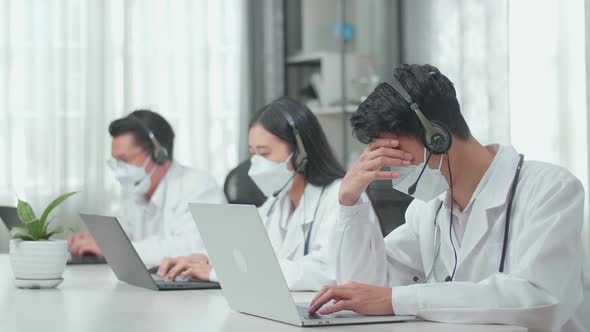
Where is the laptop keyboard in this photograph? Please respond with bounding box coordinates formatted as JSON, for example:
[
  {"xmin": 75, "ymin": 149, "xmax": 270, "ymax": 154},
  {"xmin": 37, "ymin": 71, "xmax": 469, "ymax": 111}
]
[
  {"xmin": 151, "ymin": 274, "xmax": 197, "ymax": 289},
  {"xmin": 151, "ymin": 274, "xmax": 191, "ymax": 284},
  {"xmin": 67, "ymin": 256, "xmax": 107, "ymax": 265},
  {"xmin": 297, "ymin": 305, "xmax": 328, "ymax": 319},
  {"xmin": 296, "ymin": 305, "xmax": 360, "ymax": 320},
  {"xmin": 148, "ymin": 266, "xmax": 192, "ymax": 284},
  {"xmin": 150, "ymin": 274, "xmax": 220, "ymax": 290}
]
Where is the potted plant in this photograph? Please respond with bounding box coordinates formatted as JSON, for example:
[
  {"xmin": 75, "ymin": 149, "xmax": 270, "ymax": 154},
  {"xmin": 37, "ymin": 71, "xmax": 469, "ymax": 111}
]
[{"xmin": 9, "ymin": 192, "xmax": 77, "ymax": 289}]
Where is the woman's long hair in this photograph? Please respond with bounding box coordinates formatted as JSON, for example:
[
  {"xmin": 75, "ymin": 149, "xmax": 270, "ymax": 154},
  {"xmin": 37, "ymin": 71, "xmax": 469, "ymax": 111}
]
[{"xmin": 249, "ymin": 96, "xmax": 346, "ymax": 186}]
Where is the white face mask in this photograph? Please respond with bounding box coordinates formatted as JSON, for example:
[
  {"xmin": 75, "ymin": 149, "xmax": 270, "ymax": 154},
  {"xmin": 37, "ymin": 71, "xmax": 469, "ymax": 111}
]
[
  {"xmin": 108, "ymin": 157, "xmax": 156, "ymax": 197},
  {"xmin": 391, "ymin": 148, "xmax": 448, "ymax": 202},
  {"xmin": 248, "ymin": 154, "xmax": 294, "ymax": 197}
]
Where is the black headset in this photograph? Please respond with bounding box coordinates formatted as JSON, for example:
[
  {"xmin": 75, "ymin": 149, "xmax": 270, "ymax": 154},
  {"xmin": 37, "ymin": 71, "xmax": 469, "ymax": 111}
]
[
  {"xmin": 379, "ymin": 76, "xmax": 452, "ymax": 155},
  {"xmin": 267, "ymin": 109, "xmax": 310, "ymax": 201},
  {"xmin": 277, "ymin": 110, "xmax": 308, "ymax": 173},
  {"xmin": 268, "ymin": 109, "xmax": 323, "ymax": 254},
  {"xmin": 128, "ymin": 114, "xmax": 169, "ymax": 165}
]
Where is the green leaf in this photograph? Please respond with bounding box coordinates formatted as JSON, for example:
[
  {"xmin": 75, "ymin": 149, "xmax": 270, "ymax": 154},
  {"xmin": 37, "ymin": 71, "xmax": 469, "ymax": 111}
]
[
  {"xmin": 17, "ymin": 198, "xmax": 37, "ymax": 224},
  {"xmin": 42, "ymin": 216, "xmax": 56, "ymax": 235},
  {"xmin": 9, "ymin": 227, "xmax": 35, "ymax": 241},
  {"xmin": 27, "ymin": 219, "xmax": 45, "ymax": 240},
  {"xmin": 46, "ymin": 225, "xmax": 74, "ymax": 239},
  {"xmin": 39, "ymin": 192, "xmax": 78, "ymax": 226}
]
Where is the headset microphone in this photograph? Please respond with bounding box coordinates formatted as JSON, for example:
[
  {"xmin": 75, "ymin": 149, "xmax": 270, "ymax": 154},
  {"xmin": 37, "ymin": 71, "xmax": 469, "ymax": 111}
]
[
  {"xmin": 265, "ymin": 106, "xmax": 310, "ymax": 216},
  {"xmin": 407, "ymin": 149, "xmax": 434, "ymax": 195},
  {"xmin": 271, "ymin": 108, "xmax": 309, "ymax": 198},
  {"xmin": 407, "ymin": 136, "xmax": 441, "ymax": 195},
  {"xmin": 271, "ymin": 159, "xmax": 308, "ymax": 198}
]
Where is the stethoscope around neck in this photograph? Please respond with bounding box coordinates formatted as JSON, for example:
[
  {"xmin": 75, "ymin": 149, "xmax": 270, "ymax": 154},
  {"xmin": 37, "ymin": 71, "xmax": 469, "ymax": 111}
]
[
  {"xmin": 414, "ymin": 153, "xmax": 525, "ymax": 283},
  {"xmin": 267, "ymin": 185, "xmax": 326, "ymax": 256}
]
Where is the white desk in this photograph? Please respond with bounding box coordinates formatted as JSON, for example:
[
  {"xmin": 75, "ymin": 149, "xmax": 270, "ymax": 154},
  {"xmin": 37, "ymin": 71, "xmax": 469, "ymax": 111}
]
[{"xmin": 0, "ymin": 255, "xmax": 527, "ymax": 332}]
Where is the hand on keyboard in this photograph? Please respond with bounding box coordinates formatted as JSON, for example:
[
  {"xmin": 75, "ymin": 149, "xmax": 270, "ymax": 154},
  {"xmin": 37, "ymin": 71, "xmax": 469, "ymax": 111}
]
[
  {"xmin": 297, "ymin": 305, "xmax": 360, "ymax": 319},
  {"xmin": 152, "ymin": 273, "xmax": 194, "ymax": 283}
]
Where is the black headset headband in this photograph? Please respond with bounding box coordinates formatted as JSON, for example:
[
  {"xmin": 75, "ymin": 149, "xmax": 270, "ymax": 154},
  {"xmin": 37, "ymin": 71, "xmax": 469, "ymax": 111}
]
[
  {"xmin": 381, "ymin": 77, "xmax": 452, "ymax": 154},
  {"xmin": 278, "ymin": 110, "xmax": 308, "ymax": 172},
  {"xmin": 128, "ymin": 114, "xmax": 169, "ymax": 165}
]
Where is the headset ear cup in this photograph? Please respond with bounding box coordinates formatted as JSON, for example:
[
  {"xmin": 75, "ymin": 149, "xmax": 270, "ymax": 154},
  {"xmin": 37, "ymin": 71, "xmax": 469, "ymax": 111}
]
[
  {"xmin": 426, "ymin": 121, "xmax": 452, "ymax": 154},
  {"xmin": 160, "ymin": 147, "xmax": 169, "ymax": 164},
  {"xmin": 152, "ymin": 146, "xmax": 169, "ymax": 165},
  {"xmin": 299, "ymin": 157, "xmax": 309, "ymax": 174},
  {"xmin": 151, "ymin": 146, "xmax": 159, "ymax": 164},
  {"xmin": 291, "ymin": 148, "xmax": 299, "ymax": 172}
]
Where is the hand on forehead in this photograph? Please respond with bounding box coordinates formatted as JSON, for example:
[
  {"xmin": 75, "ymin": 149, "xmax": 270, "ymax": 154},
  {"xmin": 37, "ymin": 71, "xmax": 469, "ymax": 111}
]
[{"xmin": 373, "ymin": 134, "xmax": 425, "ymax": 164}]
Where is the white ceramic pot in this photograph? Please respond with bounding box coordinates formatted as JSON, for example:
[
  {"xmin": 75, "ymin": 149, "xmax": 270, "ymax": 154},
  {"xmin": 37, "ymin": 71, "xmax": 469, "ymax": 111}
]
[{"xmin": 9, "ymin": 239, "xmax": 68, "ymax": 280}]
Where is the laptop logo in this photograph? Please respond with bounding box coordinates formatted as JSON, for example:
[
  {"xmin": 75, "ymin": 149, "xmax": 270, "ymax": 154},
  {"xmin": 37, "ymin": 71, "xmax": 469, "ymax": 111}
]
[{"xmin": 232, "ymin": 248, "xmax": 248, "ymax": 273}]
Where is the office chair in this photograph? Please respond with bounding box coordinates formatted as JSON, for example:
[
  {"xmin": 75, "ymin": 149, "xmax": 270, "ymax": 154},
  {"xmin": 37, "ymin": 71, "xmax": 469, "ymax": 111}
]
[
  {"xmin": 224, "ymin": 159, "xmax": 267, "ymax": 207},
  {"xmin": 366, "ymin": 180, "xmax": 414, "ymax": 237}
]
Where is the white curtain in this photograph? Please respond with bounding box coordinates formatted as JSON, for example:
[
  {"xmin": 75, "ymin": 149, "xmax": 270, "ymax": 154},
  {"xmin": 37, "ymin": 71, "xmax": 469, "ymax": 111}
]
[
  {"xmin": 508, "ymin": 0, "xmax": 589, "ymax": 253},
  {"xmin": 0, "ymin": 0, "xmax": 246, "ymax": 250},
  {"xmin": 402, "ymin": 0, "xmax": 589, "ymax": 253},
  {"xmin": 401, "ymin": 0, "xmax": 510, "ymax": 145}
]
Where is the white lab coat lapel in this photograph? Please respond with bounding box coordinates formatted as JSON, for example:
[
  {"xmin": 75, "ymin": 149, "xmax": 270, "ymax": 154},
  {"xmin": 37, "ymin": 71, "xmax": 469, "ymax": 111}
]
[
  {"xmin": 455, "ymin": 146, "xmax": 521, "ymax": 275},
  {"xmin": 261, "ymin": 193, "xmax": 290, "ymax": 254},
  {"xmin": 424, "ymin": 146, "xmax": 522, "ymax": 281},
  {"xmin": 278, "ymin": 184, "xmax": 323, "ymax": 260}
]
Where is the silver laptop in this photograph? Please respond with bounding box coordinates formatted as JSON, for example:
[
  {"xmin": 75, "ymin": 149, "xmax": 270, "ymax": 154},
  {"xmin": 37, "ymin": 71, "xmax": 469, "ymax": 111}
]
[
  {"xmin": 80, "ymin": 213, "xmax": 220, "ymax": 291},
  {"xmin": 188, "ymin": 203, "xmax": 418, "ymax": 327},
  {"xmin": 0, "ymin": 206, "xmax": 106, "ymax": 264}
]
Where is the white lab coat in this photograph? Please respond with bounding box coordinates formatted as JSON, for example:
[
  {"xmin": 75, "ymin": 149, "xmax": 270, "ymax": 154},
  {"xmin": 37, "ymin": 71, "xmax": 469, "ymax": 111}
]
[
  {"xmin": 336, "ymin": 145, "xmax": 590, "ymax": 332},
  {"xmin": 116, "ymin": 161, "xmax": 226, "ymax": 266},
  {"xmin": 258, "ymin": 179, "xmax": 380, "ymax": 291}
]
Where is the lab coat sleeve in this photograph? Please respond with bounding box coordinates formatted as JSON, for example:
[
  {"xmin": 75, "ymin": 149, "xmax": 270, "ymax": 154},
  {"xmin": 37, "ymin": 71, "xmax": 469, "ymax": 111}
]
[
  {"xmin": 383, "ymin": 200, "xmax": 427, "ymax": 286},
  {"xmin": 391, "ymin": 175, "xmax": 586, "ymax": 331},
  {"xmin": 132, "ymin": 176, "xmax": 227, "ymax": 266},
  {"xmin": 278, "ymin": 250, "xmax": 333, "ymax": 291},
  {"xmin": 331, "ymin": 195, "xmax": 389, "ymax": 287}
]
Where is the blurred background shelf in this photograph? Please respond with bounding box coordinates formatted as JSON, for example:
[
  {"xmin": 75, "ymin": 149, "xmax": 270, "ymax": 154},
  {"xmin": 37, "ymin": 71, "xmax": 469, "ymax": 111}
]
[{"xmin": 282, "ymin": 0, "xmax": 401, "ymax": 167}]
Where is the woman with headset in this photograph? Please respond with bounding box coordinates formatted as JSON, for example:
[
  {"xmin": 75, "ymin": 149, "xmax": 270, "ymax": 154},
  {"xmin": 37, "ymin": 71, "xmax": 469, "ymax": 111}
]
[{"xmin": 156, "ymin": 96, "xmax": 379, "ymax": 291}]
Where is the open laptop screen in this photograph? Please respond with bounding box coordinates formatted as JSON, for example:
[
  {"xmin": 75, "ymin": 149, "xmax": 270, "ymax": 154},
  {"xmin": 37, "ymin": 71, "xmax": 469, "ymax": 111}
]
[{"xmin": 0, "ymin": 206, "xmax": 23, "ymax": 230}]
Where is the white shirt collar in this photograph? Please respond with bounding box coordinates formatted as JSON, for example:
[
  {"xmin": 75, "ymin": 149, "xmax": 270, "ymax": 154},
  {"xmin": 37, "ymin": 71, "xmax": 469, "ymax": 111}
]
[
  {"xmin": 437, "ymin": 144, "xmax": 522, "ymax": 211},
  {"xmin": 129, "ymin": 161, "xmax": 179, "ymax": 211}
]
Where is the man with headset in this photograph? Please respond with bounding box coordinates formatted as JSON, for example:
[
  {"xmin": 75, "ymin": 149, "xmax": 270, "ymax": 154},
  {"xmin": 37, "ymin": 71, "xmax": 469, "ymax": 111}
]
[
  {"xmin": 68, "ymin": 110, "xmax": 226, "ymax": 266},
  {"xmin": 308, "ymin": 65, "xmax": 589, "ymax": 331}
]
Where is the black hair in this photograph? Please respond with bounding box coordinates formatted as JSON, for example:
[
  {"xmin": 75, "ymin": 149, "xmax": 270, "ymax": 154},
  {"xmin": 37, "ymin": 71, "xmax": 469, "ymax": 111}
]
[
  {"xmin": 109, "ymin": 109, "xmax": 175, "ymax": 160},
  {"xmin": 249, "ymin": 96, "xmax": 346, "ymax": 187},
  {"xmin": 351, "ymin": 64, "xmax": 471, "ymax": 144}
]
